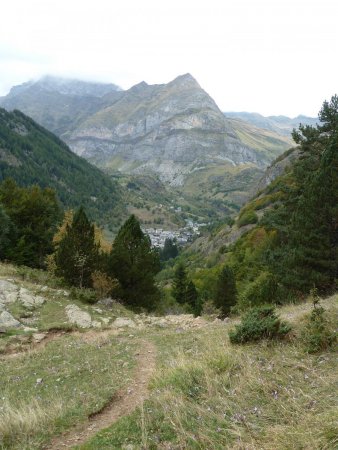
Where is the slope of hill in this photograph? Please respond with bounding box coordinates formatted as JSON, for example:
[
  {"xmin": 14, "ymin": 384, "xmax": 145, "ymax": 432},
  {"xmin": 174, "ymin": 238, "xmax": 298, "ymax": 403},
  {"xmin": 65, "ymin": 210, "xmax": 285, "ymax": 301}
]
[
  {"xmin": 0, "ymin": 108, "xmax": 124, "ymax": 226},
  {"xmin": 0, "ymin": 261, "xmax": 336, "ymax": 450},
  {"xmin": 224, "ymin": 111, "xmax": 318, "ymax": 136}
]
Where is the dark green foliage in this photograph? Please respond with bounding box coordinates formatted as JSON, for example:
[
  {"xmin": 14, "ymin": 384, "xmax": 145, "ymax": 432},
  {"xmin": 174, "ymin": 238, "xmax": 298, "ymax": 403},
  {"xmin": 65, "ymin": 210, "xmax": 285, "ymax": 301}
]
[
  {"xmin": 301, "ymin": 305, "xmax": 336, "ymax": 353},
  {"xmin": 160, "ymin": 238, "xmax": 179, "ymax": 262},
  {"xmin": 172, "ymin": 263, "xmax": 201, "ymax": 315},
  {"xmin": 69, "ymin": 287, "xmax": 98, "ymax": 304},
  {"xmin": 240, "ymin": 271, "xmax": 278, "ymax": 307},
  {"xmin": 55, "ymin": 207, "xmax": 99, "ymax": 288},
  {"xmin": 186, "ymin": 280, "xmax": 202, "ymax": 317},
  {"xmin": 0, "ymin": 178, "xmax": 61, "ymax": 267},
  {"xmin": 108, "ymin": 215, "xmax": 160, "ymax": 309},
  {"xmin": 237, "ymin": 209, "xmax": 258, "ymax": 227},
  {"xmin": 0, "ymin": 108, "xmax": 123, "ymax": 226},
  {"xmin": 213, "ymin": 265, "xmax": 237, "ymax": 317},
  {"xmin": 229, "ymin": 305, "xmax": 291, "ymax": 344},
  {"xmin": 172, "ymin": 263, "xmax": 188, "ymax": 305},
  {"xmin": 0, "ymin": 204, "xmax": 11, "ymax": 258}
]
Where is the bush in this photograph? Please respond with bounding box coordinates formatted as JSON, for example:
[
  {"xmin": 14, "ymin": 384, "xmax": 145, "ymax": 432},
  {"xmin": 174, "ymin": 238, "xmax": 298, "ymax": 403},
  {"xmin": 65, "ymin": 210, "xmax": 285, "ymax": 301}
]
[
  {"xmin": 229, "ymin": 305, "xmax": 291, "ymax": 344},
  {"xmin": 91, "ymin": 270, "xmax": 119, "ymax": 299},
  {"xmin": 237, "ymin": 209, "xmax": 258, "ymax": 227},
  {"xmin": 301, "ymin": 306, "xmax": 336, "ymax": 353},
  {"xmin": 70, "ymin": 287, "xmax": 98, "ymax": 304}
]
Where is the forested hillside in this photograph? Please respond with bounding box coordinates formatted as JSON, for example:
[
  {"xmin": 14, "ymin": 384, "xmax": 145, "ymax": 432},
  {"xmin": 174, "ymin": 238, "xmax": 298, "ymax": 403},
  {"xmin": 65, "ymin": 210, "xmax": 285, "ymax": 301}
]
[
  {"xmin": 0, "ymin": 108, "xmax": 124, "ymax": 226},
  {"xmin": 189, "ymin": 95, "xmax": 337, "ymax": 308}
]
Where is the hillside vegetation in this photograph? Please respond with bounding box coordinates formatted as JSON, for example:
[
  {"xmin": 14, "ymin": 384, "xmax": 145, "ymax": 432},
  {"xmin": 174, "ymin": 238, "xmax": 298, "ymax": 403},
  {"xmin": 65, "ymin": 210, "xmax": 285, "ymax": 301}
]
[
  {"xmin": 0, "ymin": 108, "xmax": 124, "ymax": 227},
  {"xmin": 0, "ymin": 261, "xmax": 336, "ymax": 449}
]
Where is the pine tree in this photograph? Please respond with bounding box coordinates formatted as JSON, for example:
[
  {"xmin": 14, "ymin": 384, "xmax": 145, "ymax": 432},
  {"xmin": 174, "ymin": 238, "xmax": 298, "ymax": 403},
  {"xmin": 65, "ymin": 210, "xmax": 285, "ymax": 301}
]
[
  {"xmin": 108, "ymin": 215, "xmax": 160, "ymax": 309},
  {"xmin": 272, "ymin": 95, "xmax": 338, "ymax": 295},
  {"xmin": 55, "ymin": 207, "xmax": 99, "ymax": 288},
  {"xmin": 0, "ymin": 204, "xmax": 11, "ymax": 259},
  {"xmin": 0, "ymin": 179, "xmax": 61, "ymax": 267},
  {"xmin": 214, "ymin": 265, "xmax": 237, "ymax": 317},
  {"xmin": 160, "ymin": 238, "xmax": 178, "ymax": 261},
  {"xmin": 186, "ymin": 280, "xmax": 202, "ymax": 317},
  {"xmin": 172, "ymin": 263, "xmax": 188, "ymax": 304}
]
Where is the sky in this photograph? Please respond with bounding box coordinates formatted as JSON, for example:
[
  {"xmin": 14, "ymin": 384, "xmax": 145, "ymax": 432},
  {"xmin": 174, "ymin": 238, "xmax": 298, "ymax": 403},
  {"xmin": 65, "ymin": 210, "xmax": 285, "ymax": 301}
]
[{"xmin": 0, "ymin": 0, "xmax": 337, "ymax": 117}]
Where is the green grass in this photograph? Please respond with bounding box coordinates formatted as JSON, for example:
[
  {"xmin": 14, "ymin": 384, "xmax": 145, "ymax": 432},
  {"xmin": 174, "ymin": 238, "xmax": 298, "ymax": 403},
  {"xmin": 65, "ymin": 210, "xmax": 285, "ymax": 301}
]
[
  {"xmin": 81, "ymin": 297, "xmax": 338, "ymax": 450},
  {"xmin": 0, "ymin": 333, "xmax": 138, "ymax": 449}
]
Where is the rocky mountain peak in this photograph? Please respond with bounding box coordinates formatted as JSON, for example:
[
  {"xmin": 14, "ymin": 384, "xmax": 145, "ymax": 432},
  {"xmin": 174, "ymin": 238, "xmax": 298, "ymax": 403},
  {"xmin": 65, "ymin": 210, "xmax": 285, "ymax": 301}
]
[{"xmin": 169, "ymin": 73, "xmax": 200, "ymax": 89}]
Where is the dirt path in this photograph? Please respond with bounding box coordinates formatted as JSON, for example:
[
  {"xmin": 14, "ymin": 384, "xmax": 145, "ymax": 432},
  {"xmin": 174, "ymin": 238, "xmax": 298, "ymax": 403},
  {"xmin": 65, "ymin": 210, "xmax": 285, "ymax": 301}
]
[{"xmin": 45, "ymin": 339, "xmax": 157, "ymax": 449}]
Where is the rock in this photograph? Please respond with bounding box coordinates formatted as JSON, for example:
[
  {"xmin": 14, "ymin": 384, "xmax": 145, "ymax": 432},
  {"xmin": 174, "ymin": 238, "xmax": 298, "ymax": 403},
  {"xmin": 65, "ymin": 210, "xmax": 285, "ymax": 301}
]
[
  {"xmin": 36, "ymin": 378, "xmax": 43, "ymax": 384},
  {"xmin": 101, "ymin": 317, "xmax": 110, "ymax": 325},
  {"xmin": 112, "ymin": 318, "xmax": 137, "ymax": 329},
  {"xmin": 92, "ymin": 321, "xmax": 102, "ymax": 328},
  {"xmin": 0, "ymin": 280, "xmax": 18, "ymax": 304},
  {"xmin": 19, "ymin": 288, "xmax": 45, "ymax": 308},
  {"xmin": 0, "ymin": 311, "xmax": 21, "ymax": 329},
  {"xmin": 33, "ymin": 333, "xmax": 47, "ymax": 343},
  {"xmin": 65, "ymin": 304, "xmax": 92, "ymax": 328},
  {"xmin": 97, "ymin": 297, "xmax": 115, "ymax": 308}
]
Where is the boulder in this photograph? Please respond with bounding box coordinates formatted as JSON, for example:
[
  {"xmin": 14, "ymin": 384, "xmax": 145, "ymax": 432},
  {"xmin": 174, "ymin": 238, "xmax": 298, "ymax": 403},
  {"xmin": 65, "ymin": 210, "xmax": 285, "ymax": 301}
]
[
  {"xmin": 65, "ymin": 304, "xmax": 92, "ymax": 328},
  {"xmin": 19, "ymin": 288, "xmax": 45, "ymax": 308},
  {"xmin": 0, "ymin": 280, "xmax": 18, "ymax": 304},
  {"xmin": 0, "ymin": 311, "xmax": 21, "ymax": 329},
  {"xmin": 112, "ymin": 318, "xmax": 137, "ymax": 329}
]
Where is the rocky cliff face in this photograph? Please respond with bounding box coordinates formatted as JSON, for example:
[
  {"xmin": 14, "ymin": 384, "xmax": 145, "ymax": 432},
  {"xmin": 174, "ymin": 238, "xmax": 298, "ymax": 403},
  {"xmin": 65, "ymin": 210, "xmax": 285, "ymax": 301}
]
[
  {"xmin": 1, "ymin": 74, "xmax": 292, "ymax": 186},
  {"xmin": 67, "ymin": 74, "xmax": 279, "ymax": 185}
]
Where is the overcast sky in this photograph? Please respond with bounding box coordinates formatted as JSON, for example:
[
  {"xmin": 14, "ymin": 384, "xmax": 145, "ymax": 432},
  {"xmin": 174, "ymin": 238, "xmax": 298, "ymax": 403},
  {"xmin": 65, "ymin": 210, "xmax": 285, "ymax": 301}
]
[{"xmin": 0, "ymin": 0, "xmax": 337, "ymax": 116}]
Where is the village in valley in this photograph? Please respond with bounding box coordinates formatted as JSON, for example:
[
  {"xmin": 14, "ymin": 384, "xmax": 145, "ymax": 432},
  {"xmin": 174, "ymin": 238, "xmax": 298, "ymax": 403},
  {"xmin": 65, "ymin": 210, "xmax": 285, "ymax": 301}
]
[{"xmin": 142, "ymin": 219, "xmax": 208, "ymax": 248}]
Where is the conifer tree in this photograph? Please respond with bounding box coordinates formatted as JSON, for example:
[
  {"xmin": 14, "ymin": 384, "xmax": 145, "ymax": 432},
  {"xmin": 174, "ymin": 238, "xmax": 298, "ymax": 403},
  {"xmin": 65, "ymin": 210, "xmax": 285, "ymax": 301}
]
[
  {"xmin": 160, "ymin": 238, "xmax": 179, "ymax": 262},
  {"xmin": 172, "ymin": 263, "xmax": 188, "ymax": 304},
  {"xmin": 0, "ymin": 179, "xmax": 61, "ymax": 267},
  {"xmin": 186, "ymin": 280, "xmax": 202, "ymax": 317},
  {"xmin": 108, "ymin": 215, "xmax": 160, "ymax": 309},
  {"xmin": 213, "ymin": 265, "xmax": 237, "ymax": 317},
  {"xmin": 55, "ymin": 207, "xmax": 99, "ymax": 288}
]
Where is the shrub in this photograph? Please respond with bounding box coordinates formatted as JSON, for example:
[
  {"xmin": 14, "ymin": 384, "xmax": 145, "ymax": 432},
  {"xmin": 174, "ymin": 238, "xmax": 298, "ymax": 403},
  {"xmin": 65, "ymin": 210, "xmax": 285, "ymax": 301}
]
[
  {"xmin": 229, "ymin": 305, "xmax": 291, "ymax": 344},
  {"xmin": 70, "ymin": 287, "xmax": 97, "ymax": 304},
  {"xmin": 237, "ymin": 209, "xmax": 258, "ymax": 227},
  {"xmin": 92, "ymin": 270, "xmax": 119, "ymax": 298},
  {"xmin": 301, "ymin": 305, "xmax": 336, "ymax": 353}
]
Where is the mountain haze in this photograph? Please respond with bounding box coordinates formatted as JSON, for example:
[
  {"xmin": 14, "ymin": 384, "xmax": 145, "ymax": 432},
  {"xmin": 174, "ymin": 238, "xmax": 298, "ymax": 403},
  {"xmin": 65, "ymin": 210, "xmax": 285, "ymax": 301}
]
[{"xmin": 224, "ymin": 111, "xmax": 318, "ymax": 136}]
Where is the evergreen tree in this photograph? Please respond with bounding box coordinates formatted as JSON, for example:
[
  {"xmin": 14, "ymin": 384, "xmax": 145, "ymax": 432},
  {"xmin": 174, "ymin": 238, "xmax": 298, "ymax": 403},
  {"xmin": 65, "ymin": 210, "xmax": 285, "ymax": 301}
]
[
  {"xmin": 172, "ymin": 263, "xmax": 188, "ymax": 304},
  {"xmin": 108, "ymin": 215, "xmax": 160, "ymax": 309},
  {"xmin": 172, "ymin": 263, "xmax": 201, "ymax": 315},
  {"xmin": 186, "ymin": 280, "xmax": 202, "ymax": 317},
  {"xmin": 270, "ymin": 95, "xmax": 338, "ymax": 295},
  {"xmin": 0, "ymin": 204, "xmax": 11, "ymax": 259},
  {"xmin": 0, "ymin": 179, "xmax": 61, "ymax": 267},
  {"xmin": 55, "ymin": 207, "xmax": 99, "ymax": 288},
  {"xmin": 160, "ymin": 238, "xmax": 179, "ymax": 262},
  {"xmin": 214, "ymin": 265, "xmax": 237, "ymax": 317}
]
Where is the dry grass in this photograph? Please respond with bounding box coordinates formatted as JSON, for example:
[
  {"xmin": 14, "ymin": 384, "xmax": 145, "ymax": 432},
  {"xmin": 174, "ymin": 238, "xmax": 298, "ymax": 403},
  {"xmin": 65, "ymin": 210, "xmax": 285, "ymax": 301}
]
[{"xmin": 82, "ymin": 296, "xmax": 338, "ymax": 450}]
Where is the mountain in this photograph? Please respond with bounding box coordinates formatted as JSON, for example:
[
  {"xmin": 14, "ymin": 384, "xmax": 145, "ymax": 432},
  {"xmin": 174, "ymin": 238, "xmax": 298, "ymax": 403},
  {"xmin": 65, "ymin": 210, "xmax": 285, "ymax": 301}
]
[
  {"xmin": 0, "ymin": 108, "xmax": 124, "ymax": 227},
  {"xmin": 224, "ymin": 111, "xmax": 318, "ymax": 136},
  {"xmin": 1, "ymin": 75, "xmax": 292, "ymax": 186},
  {"xmin": 0, "ymin": 75, "xmax": 122, "ymax": 137}
]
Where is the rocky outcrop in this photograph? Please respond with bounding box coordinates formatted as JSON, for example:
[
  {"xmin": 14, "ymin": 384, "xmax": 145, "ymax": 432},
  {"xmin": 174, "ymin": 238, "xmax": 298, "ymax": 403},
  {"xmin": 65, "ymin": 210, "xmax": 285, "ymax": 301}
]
[
  {"xmin": 0, "ymin": 311, "xmax": 21, "ymax": 329},
  {"xmin": 65, "ymin": 304, "xmax": 93, "ymax": 328},
  {"xmin": 68, "ymin": 74, "xmax": 272, "ymax": 185}
]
